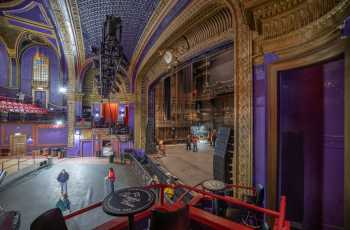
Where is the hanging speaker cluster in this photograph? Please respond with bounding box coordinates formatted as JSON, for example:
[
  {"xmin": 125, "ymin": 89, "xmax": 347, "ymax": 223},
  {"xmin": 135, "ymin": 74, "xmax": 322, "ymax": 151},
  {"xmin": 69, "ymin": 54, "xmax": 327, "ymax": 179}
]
[{"xmin": 93, "ymin": 15, "xmax": 124, "ymax": 99}]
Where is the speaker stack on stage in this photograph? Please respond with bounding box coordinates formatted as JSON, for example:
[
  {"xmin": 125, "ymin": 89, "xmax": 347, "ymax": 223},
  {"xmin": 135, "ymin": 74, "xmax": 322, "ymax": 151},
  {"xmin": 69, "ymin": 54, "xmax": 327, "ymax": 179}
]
[{"xmin": 213, "ymin": 127, "xmax": 234, "ymax": 184}]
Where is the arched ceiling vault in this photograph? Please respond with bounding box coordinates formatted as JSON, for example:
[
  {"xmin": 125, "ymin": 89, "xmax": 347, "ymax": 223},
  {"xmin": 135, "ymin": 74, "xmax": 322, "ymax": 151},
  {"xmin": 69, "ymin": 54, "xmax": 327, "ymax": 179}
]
[{"xmin": 76, "ymin": 0, "xmax": 160, "ymax": 60}]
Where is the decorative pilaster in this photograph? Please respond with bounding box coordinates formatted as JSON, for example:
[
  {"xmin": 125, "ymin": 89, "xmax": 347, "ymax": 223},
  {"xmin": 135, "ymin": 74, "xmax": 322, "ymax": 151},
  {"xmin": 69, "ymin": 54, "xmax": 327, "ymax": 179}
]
[
  {"xmin": 49, "ymin": 0, "xmax": 81, "ymax": 147},
  {"xmin": 234, "ymin": 22, "xmax": 254, "ymax": 193},
  {"xmin": 8, "ymin": 55, "xmax": 17, "ymax": 88},
  {"xmin": 66, "ymin": 54, "xmax": 76, "ymax": 147},
  {"xmin": 75, "ymin": 92, "xmax": 84, "ymax": 117}
]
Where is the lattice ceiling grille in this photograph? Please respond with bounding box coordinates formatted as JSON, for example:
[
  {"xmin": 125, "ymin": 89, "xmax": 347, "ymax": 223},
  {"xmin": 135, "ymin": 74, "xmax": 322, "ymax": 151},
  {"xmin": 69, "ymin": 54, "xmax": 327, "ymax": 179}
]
[{"xmin": 77, "ymin": 0, "xmax": 160, "ymax": 60}]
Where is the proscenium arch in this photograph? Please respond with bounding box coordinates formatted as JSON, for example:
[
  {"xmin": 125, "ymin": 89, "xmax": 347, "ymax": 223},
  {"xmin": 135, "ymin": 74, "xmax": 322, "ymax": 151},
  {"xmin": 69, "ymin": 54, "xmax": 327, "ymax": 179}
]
[{"xmin": 133, "ymin": 0, "xmax": 253, "ymax": 189}]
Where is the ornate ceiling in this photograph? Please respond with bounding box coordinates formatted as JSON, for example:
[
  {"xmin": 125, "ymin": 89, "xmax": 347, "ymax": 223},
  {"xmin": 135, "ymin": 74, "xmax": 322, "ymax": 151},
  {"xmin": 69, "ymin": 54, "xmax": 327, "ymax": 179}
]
[{"xmin": 77, "ymin": 0, "xmax": 160, "ymax": 60}]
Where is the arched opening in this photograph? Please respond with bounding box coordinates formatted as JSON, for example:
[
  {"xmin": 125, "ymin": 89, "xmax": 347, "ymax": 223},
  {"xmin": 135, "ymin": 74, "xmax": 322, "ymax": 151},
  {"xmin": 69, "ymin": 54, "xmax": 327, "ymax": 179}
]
[
  {"xmin": 20, "ymin": 45, "xmax": 64, "ymax": 109},
  {"xmin": 139, "ymin": 3, "xmax": 237, "ymax": 186},
  {"xmin": 0, "ymin": 41, "xmax": 9, "ymax": 87}
]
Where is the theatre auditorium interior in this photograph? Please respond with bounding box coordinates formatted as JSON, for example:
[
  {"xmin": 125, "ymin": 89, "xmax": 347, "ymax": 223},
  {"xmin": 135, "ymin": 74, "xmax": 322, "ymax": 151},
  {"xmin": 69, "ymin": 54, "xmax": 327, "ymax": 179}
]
[{"xmin": 0, "ymin": 0, "xmax": 349, "ymax": 230}]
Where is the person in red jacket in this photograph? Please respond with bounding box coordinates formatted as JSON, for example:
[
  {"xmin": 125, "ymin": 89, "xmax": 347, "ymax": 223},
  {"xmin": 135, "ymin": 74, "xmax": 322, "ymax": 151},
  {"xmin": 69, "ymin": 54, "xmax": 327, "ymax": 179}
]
[{"xmin": 105, "ymin": 167, "xmax": 116, "ymax": 193}]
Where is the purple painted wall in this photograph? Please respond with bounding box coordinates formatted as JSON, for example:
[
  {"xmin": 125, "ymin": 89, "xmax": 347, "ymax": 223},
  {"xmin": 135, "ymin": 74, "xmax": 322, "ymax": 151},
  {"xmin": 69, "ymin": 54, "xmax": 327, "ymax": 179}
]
[
  {"xmin": 37, "ymin": 127, "xmax": 67, "ymax": 145},
  {"xmin": 10, "ymin": 58, "xmax": 16, "ymax": 87},
  {"xmin": 0, "ymin": 123, "xmax": 67, "ymax": 151},
  {"xmin": 9, "ymin": 19, "xmax": 53, "ymax": 35},
  {"xmin": 253, "ymin": 53, "xmax": 279, "ymax": 189},
  {"xmin": 279, "ymin": 57, "xmax": 344, "ymax": 229},
  {"xmin": 67, "ymin": 134, "xmax": 80, "ymax": 157},
  {"xmin": 8, "ymin": 3, "xmax": 49, "ymax": 25},
  {"xmin": 0, "ymin": 42, "xmax": 9, "ymax": 87},
  {"xmin": 20, "ymin": 45, "xmax": 63, "ymax": 105},
  {"xmin": 1, "ymin": 124, "xmax": 32, "ymax": 145},
  {"xmin": 76, "ymin": 101, "xmax": 82, "ymax": 117},
  {"xmin": 81, "ymin": 140, "xmax": 93, "ymax": 157},
  {"xmin": 322, "ymin": 58, "xmax": 344, "ymax": 229},
  {"xmin": 128, "ymin": 103, "xmax": 135, "ymax": 134}
]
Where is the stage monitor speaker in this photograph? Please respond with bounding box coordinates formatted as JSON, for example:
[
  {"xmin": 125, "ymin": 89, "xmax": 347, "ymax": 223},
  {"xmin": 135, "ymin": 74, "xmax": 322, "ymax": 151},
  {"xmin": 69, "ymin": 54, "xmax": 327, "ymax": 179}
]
[{"xmin": 213, "ymin": 127, "xmax": 233, "ymax": 183}]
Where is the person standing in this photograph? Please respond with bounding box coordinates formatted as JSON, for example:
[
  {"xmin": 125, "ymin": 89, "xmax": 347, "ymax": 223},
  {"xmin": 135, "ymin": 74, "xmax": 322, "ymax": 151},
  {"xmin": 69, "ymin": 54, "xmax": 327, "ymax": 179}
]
[
  {"xmin": 57, "ymin": 169, "xmax": 69, "ymax": 194},
  {"xmin": 207, "ymin": 130, "xmax": 212, "ymax": 146},
  {"xmin": 106, "ymin": 167, "xmax": 116, "ymax": 193},
  {"xmin": 159, "ymin": 140, "xmax": 166, "ymax": 156},
  {"xmin": 192, "ymin": 135, "xmax": 198, "ymax": 152},
  {"xmin": 212, "ymin": 129, "xmax": 217, "ymax": 147},
  {"xmin": 186, "ymin": 134, "xmax": 192, "ymax": 151}
]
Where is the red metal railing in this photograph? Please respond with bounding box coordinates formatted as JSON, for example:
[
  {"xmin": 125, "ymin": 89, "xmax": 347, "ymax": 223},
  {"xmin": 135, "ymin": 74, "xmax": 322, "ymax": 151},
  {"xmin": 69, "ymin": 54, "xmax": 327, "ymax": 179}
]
[{"xmin": 64, "ymin": 183, "xmax": 290, "ymax": 230}]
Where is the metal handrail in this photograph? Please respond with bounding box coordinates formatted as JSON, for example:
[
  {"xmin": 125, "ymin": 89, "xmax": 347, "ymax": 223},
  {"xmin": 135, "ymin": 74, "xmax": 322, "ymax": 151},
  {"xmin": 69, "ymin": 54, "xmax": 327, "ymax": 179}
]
[
  {"xmin": 63, "ymin": 183, "xmax": 290, "ymax": 230},
  {"xmin": 1, "ymin": 154, "xmax": 45, "ymax": 172},
  {"xmin": 127, "ymin": 153, "xmax": 152, "ymax": 186}
]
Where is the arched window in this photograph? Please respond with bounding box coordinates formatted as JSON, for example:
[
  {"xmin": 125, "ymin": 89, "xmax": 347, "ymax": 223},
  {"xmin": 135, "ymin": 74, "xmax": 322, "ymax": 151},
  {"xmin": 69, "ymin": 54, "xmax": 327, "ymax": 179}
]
[
  {"xmin": 32, "ymin": 50, "xmax": 49, "ymax": 107},
  {"xmin": 33, "ymin": 50, "xmax": 49, "ymax": 85}
]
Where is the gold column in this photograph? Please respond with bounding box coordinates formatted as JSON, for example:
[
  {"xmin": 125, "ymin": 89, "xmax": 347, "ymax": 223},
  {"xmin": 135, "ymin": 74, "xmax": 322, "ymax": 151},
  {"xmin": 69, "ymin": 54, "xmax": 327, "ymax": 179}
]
[
  {"xmin": 66, "ymin": 54, "xmax": 76, "ymax": 147},
  {"xmin": 134, "ymin": 78, "xmax": 142, "ymax": 148},
  {"xmin": 75, "ymin": 92, "xmax": 84, "ymax": 117},
  {"xmin": 8, "ymin": 52, "xmax": 16, "ymax": 88},
  {"xmin": 345, "ymin": 38, "xmax": 350, "ymax": 230},
  {"xmin": 234, "ymin": 22, "xmax": 253, "ymax": 194}
]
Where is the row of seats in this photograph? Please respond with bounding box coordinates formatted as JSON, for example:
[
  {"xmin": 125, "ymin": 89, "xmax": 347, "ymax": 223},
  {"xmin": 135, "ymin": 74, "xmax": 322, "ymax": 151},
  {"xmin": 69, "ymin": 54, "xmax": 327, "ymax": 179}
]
[
  {"xmin": 0, "ymin": 96, "xmax": 16, "ymax": 102},
  {"xmin": 0, "ymin": 101, "xmax": 47, "ymax": 114}
]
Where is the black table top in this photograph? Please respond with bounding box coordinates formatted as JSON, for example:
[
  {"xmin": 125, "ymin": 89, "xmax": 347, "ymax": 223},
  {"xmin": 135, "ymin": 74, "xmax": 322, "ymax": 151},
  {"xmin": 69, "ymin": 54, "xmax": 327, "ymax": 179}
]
[{"xmin": 102, "ymin": 187, "xmax": 155, "ymax": 216}]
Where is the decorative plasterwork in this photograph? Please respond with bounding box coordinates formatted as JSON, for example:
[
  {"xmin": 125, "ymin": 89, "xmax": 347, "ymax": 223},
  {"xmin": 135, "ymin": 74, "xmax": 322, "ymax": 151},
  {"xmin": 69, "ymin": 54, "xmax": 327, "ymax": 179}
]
[
  {"xmin": 3, "ymin": 1, "xmax": 53, "ymax": 29},
  {"xmin": 136, "ymin": 1, "xmax": 225, "ymax": 78},
  {"xmin": 261, "ymin": 0, "xmax": 342, "ymax": 39},
  {"xmin": 130, "ymin": 0, "xmax": 173, "ymax": 69},
  {"xmin": 76, "ymin": 0, "xmax": 160, "ymax": 59},
  {"xmin": 0, "ymin": 0, "xmax": 25, "ymax": 9},
  {"xmin": 66, "ymin": 0, "xmax": 86, "ymax": 67},
  {"xmin": 247, "ymin": 0, "xmax": 305, "ymax": 18},
  {"xmin": 49, "ymin": 0, "xmax": 80, "ymax": 147},
  {"xmin": 15, "ymin": 31, "xmax": 60, "ymax": 60},
  {"xmin": 252, "ymin": 0, "xmax": 350, "ymax": 63},
  {"xmin": 139, "ymin": 6, "xmax": 234, "ymax": 83}
]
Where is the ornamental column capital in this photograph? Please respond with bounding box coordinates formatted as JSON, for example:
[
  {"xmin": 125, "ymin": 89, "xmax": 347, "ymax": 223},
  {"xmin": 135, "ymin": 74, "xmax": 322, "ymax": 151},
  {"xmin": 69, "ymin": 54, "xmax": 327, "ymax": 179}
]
[{"xmin": 8, "ymin": 49, "xmax": 16, "ymax": 59}]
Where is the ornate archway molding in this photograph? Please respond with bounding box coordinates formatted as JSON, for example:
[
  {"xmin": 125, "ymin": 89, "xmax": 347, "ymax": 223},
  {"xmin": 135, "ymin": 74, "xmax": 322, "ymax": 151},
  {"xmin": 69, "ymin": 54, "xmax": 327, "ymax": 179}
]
[
  {"xmin": 49, "ymin": 0, "xmax": 84, "ymax": 147},
  {"xmin": 133, "ymin": 0, "xmax": 254, "ymax": 190}
]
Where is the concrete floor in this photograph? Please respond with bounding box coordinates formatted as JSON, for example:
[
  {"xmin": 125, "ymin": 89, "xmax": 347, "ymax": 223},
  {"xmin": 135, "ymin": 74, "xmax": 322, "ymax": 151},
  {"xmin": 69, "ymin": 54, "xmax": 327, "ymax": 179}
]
[
  {"xmin": 154, "ymin": 141, "xmax": 214, "ymax": 186},
  {"xmin": 0, "ymin": 158, "xmax": 142, "ymax": 230}
]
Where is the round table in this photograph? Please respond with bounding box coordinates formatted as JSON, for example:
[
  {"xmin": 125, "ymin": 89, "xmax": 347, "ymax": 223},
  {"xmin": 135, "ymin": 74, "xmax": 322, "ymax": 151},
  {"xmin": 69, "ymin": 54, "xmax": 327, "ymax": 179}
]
[
  {"xmin": 102, "ymin": 187, "xmax": 155, "ymax": 230},
  {"xmin": 202, "ymin": 179, "xmax": 226, "ymax": 192},
  {"xmin": 201, "ymin": 179, "xmax": 226, "ymax": 215}
]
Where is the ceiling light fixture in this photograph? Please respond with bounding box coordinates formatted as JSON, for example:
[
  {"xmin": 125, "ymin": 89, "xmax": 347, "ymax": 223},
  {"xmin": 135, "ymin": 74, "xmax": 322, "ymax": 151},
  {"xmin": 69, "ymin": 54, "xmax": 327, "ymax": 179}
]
[{"xmin": 59, "ymin": 87, "xmax": 67, "ymax": 94}]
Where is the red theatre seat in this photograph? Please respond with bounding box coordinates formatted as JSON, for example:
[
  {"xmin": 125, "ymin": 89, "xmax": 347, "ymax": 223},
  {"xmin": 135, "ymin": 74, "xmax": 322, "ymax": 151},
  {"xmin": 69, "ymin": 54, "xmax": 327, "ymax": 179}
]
[{"xmin": 0, "ymin": 99, "xmax": 48, "ymax": 114}]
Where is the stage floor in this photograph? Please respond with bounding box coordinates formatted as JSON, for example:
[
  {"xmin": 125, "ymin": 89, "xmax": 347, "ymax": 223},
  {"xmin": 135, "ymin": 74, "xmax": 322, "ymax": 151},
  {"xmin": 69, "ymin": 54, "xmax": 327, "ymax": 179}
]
[
  {"xmin": 151, "ymin": 141, "xmax": 214, "ymax": 186},
  {"xmin": 0, "ymin": 158, "xmax": 142, "ymax": 230}
]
